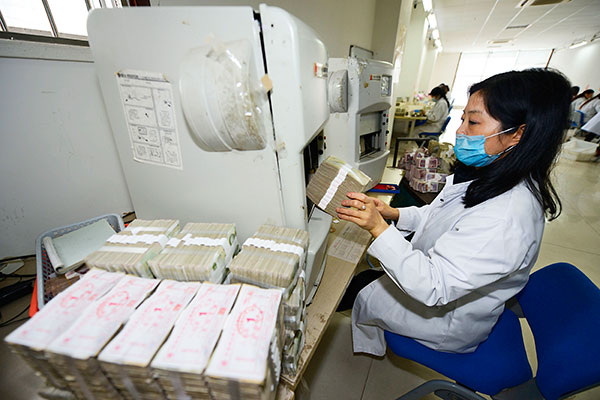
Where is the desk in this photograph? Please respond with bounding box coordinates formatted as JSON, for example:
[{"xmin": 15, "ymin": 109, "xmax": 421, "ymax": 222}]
[
  {"xmin": 392, "ymin": 136, "xmax": 437, "ymax": 168},
  {"xmin": 394, "ymin": 115, "xmax": 427, "ymax": 137},
  {"xmin": 400, "ymin": 177, "xmax": 437, "ymax": 205},
  {"xmin": 392, "ymin": 116, "xmax": 429, "ymax": 168},
  {"xmin": 276, "ymin": 220, "xmax": 372, "ymax": 399}
]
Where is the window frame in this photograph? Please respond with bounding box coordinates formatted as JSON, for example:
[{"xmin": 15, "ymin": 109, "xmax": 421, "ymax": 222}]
[{"xmin": 0, "ymin": 0, "xmax": 150, "ymax": 46}]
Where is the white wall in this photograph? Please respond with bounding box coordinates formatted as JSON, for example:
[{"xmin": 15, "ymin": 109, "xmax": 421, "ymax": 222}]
[
  {"xmin": 395, "ymin": 3, "xmax": 428, "ymax": 98},
  {"xmin": 0, "ymin": 42, "xmax": 133, "ymax": 259},
  {"xmin": 428, "ymin": 52, "xmax": 460, "ymax": 93},
  {"xmin": 418, "ymin": 45, "xmax": 438, "ymax": 94},
  {"xmin": 548, "ymin": 41, "xmax": 600, "ymax": 90},
  {"xmin": 152, "ymin": 0, "xmax": 377, "ymax": 58},
  {"xmin": 371, "ymin": 0, "xmax": 402, "ymax": 63}
]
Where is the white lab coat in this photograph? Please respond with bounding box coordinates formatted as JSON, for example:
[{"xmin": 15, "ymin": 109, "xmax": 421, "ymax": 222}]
[
  {"xmin": 580, "ymin": 98, "xmax": 600, "ymax": 125},
  {"xmin": 570, "ymin": 97, "xmax": 587, "ymax": 125},
  {"xmin": 352, "ymin": 175, "xmax": 544, "ymax": 355},
  {"xmin": 582, "ymin": 112, "xmax": 600, "ymax": 136},
  {"xmin": 413, "ymin": 99, "xmax": 449, "ymax": 135}
]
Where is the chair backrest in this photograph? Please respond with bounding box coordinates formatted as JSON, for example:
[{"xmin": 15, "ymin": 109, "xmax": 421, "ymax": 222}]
[
  {"xmin": 441, "ymin": 115, "xmax": 451, "ymax": 132},
  {"xmin": 517, "ymin": 263, "xmax": 600, "ymax": 400},
  {"xmin": 575, "ymin": 110, "xmax": 585, "ymax": 126}
]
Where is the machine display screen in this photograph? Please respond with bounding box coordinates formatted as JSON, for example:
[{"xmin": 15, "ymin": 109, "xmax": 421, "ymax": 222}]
[{"xmin": 381, "ymin": 75, "xmax": 392, "ymax": 97}]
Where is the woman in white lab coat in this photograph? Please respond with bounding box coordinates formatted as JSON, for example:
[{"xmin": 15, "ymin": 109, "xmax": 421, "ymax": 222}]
[
  {"xmin": 412, "ymin": 86, "xmax": 450, "ymax": 136},
  {"xmin": 579, "ymin": 94, "xmax": 600, "ymax": 125},
  {"xmin": 570, "ymin": 89, "xmax": 593, "ymax": 126},
  {"xmin": 336, "ymin": 69, "xmax": 571, "ymax": 354}
]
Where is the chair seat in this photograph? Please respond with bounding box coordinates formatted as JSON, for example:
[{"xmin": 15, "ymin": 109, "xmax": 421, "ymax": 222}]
[
  {"xmin": 517, "ymin": 263, "xmax": 600, "ymax": 400},
  {"xmin": 385, "ymin": 309, "xmax": 532, "ymax": 396}
]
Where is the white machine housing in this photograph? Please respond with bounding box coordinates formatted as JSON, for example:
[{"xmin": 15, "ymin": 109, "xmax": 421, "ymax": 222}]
[
  {"xmin": 87, "ymin": 5, "xmax": 331, "ymax": 301},
  {"xmin": 324, "ymin": 57, "xmax": 393, "ymax": 188}
]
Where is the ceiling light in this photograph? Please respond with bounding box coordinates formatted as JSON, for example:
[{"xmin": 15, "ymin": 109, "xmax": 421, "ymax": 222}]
[
  {"xmin": 431, "ymin": 29, "xmax": 440, "ymax": 40},
  {"xmin": 427, "ymin": 13, "xmax": 437, "ymax": 30},
  {"xmin": 569, "ymin": 41, "xmax": 587, "ymax": 49},
  {"xmin": 422, "ymin": 0, "xmax": 433, "ymax": 12}
]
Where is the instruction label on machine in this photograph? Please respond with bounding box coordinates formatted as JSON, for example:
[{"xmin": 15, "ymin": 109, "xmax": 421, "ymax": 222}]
[{"xmin": 116, "ymin": 69, "xmax": 183, "ymax": 170}]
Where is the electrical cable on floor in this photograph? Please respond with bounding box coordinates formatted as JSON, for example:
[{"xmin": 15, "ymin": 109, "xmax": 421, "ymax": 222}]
[
  {"xmin": 0, "ymin": 274, "xmax": 36, "ymax": 284},
  {"xmin": 0, "ymin": 254, "xmax": 35, "ymax": 263},
  {"xmin": 0, "ymin": 305, "xmax": 30, "ymax": 328},
  {"xmin": 0, "ymin": 272, "xmax": 37, "ymax": 278}
]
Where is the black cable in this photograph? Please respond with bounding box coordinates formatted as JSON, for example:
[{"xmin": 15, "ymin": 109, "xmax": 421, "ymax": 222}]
[
  {"xmin": 0, "ymin": 317, "xmax": 29, "ymax": 327},
  {"xmin": 0, "ymin": 254, "xmax": 35, "ymax": 263},
  {"xmin": 0, "ymin": 272, "xmax": 37, "ymax": 278},
  {"xmin": 0, "ymin": 305, "xmax": 30, "ymax": 327}
]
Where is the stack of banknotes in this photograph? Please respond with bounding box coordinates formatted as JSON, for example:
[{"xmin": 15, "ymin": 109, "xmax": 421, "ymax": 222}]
[
  {"xmin": 148, "ymin": 223, "xmax": 238, "ymax": 283},
  {"xmin": 6, "ymin": 269, "xmax": 284, "ymax": 400},
  {"xmin": 229, "ymin": 224, "xmax": 309, "ymax": 376},
  {"xmin": 306, "ymin": 156, "xmax": 372, "ymax": 217},
  {"xmin": 85, "ymin": 219, "xmax": 180, "ymax": 278}
]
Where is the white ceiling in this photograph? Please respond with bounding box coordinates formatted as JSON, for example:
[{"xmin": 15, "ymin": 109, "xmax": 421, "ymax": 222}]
[{"xmin": 434, "ymin": 0, "xmax": 600, "ymax": 52}]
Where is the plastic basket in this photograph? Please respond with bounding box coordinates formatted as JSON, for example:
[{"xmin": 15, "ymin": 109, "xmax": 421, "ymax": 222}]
[{"xmin": 35, "ymin": 213, "xmax": 124, "ymax": 309}]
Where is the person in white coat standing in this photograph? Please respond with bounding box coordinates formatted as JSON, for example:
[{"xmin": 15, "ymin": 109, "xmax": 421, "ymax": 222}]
[{"xmin": 336, "ymin": 69, "xmax": 571, "ymax": 354}]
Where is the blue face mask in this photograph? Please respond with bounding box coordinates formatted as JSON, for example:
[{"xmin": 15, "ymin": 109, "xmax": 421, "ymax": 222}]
[{"xmin": 454, "ymin": 127, "xmax": 517, "ymax": 167}]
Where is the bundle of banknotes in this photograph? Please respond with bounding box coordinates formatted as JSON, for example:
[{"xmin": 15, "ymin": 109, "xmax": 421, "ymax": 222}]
[
  {"xmin": 148, "ymin": 223, "xmax": 239, "ymax": 283},
  {"xmin": 228, "ymin": 224, "xmax": 309, "ymax": 376},
  {"xmin": 6, "ymin": 269, "xmax": 284, "ymax": 400},
  {"xmin": 98, "ymin": 280, "xmax": 200, "ymax": 400},
  {"xmin": 306, "ymin": 156, "xmax": 372, "ymax": 218},
  {"xmin": 4, "ymin": 269, "xmax": 125, "ymax": 392},
  {"xmin": 85, "ymin": 219, "xmax": 180, "ymax": 278},
  {"xmin": 45, "ymin": 275, "xmax": 160, "ymax": 399},
  {"xmin": 229, "ymin": 224, "xmax": 309, "ymax": 289}
]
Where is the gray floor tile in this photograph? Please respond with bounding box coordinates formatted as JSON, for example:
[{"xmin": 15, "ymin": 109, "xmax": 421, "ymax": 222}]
[
  {"xmin": 296, "ymin": 313, "xmax": 373, "ymax": 400},
  {"xmin": 361, "ymin": 349, "xmax": 443, "ymax": 400}
]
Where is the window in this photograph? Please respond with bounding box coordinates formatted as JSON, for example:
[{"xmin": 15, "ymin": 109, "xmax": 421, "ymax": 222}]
[
  {"xmin": 451, "ymin": 50, "xmax": 551, "ymax": 107},
  {"xmin": 0, "ymin": 0, "xmax": 148, "ymax": 44}
]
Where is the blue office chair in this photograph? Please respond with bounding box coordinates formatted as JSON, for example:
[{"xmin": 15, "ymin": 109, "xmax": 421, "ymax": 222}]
[
  {"xmin": 385, "ymin": 262, "xmax": 600, "ymax": 400},
  {"xmin": 418, "ymin": 116, "xmax": 451, "ymax": 140},
  {"xmin": 517, "ymin": 262, "xmax": 600, "ymax": 400}
]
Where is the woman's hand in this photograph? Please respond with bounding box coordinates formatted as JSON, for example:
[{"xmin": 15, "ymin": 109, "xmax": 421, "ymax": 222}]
[
  {"xmin": 371, "ymin": 197, "xmax": 400, "ymax": 222},
  {"xmin": 336, "ymin": 192, "xmax": 390, "ymax": 238}
]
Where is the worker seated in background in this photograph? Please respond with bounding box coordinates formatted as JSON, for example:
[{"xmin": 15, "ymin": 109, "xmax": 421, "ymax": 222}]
[
  {"xmin": 412, "ymin": 86, "xmax": 450, "ymax": 136},
  {"xmin": 570, "ymin": 89, "xmax": 594, "ymax": 125},
  {"xmin": 579, "ymin": 93, "xmax": 600, "ymax": 126},
  {"xmin": 439, "ymin": 83, "xmax": 454, "ymax": 106}
]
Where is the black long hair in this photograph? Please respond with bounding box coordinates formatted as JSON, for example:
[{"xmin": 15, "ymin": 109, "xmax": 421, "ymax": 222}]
[
  {"xmin": 430, "ymin": 86, "xmax": 449, "ymax": 107},
  {"xmin": 572, "ymin": 89, "xmax": 594, "ymax": 102},
  {"xmin": 461, "ymin": 68, "xmax": 571, "ymax": 221}
]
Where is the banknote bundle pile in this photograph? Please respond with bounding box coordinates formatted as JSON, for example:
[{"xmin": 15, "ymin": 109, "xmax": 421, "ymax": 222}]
[
  {"xmin": 4, "ymin": 269, "xmax": 124, "ymax": 391},
  {"xmin": 85, "ymin": 219, "xmax": 180, "ymax": 277},
  {"xmin": 399, "ymin": 149, "xmax": 447, "ymax": 193},
  {"xmin": 229, "ymin": 224, "xmax": 309, "ymax": 289},
  {"xmin": 7, "ymin": 271, "xmax": 285, "ymax": 400},
  {"xmin": 205, "ymin": 285, "xmax": 284, "ymax": 400},
  {"xmin": 98, "ymin": 280, "xmax": 199, "ymax": 400},
  {"xmin": 229, "ymin": 224, "xmax": 309, "ymax": 376},
  {"xmin": 306, "ymin": 156, "xmax": 372, "ymax": 217},
  {"xmin": 148, "ymin": 223, "xmax": 239, "ymax": 283},
  {"xmin": 151, "ymin": 283, "xmax": 240, "ymax": 399},
  {"xmin": 281, "ymin": 272, "xmax": 306, "ymax": 375},
  {"xmin": 44, "ymin": 275, "xmax": 160, "ymax": 399}
]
